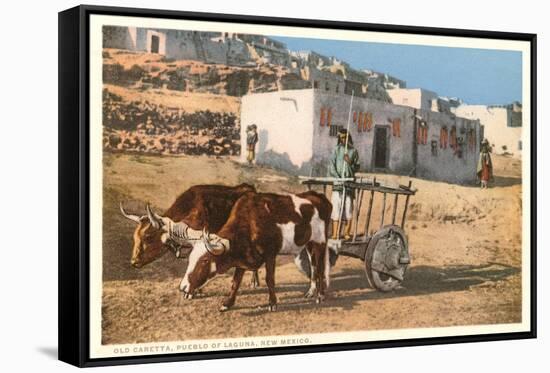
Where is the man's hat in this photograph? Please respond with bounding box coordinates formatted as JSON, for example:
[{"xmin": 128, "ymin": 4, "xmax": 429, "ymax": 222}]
[
  {"xmin": 482, "ymin": 138, "xmax": 489, "ymax": 145},
  {"xmin": 337, "ymin": 128, "xmax": 348, "ymax": 136}
]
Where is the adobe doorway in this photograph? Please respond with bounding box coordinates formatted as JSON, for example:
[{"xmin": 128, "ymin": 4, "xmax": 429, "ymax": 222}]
[
  {"xmin": 373, "ymin": 126, "xmax": 389, "ymax": 171},
  {"xmin": 150, "ymin": 35, "xmax": 160, "ymax": 53}
]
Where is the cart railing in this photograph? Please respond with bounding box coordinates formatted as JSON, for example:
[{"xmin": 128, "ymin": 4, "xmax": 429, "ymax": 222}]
[{"xmin": 299, "ymin": 176, "xmax": 416, "ymax": 243}]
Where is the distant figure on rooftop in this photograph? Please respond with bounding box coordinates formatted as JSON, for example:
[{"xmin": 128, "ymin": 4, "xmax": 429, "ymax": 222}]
[
  {"xmin": 246, "ymin": 124, "xmax": 258, "ymax": 165},
  {"xmin": 477, "ymin": 138, "xmax": 493, "ymax": 189},
  {"xmin": 329, "ymin": 128, "xmax": 360, "ymax": 239}
]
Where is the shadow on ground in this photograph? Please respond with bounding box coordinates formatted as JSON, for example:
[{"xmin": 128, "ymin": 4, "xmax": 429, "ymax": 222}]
[
  {"xmin": 491, "ymin": 176, "xmax": 522, "ymax": 187},
  {"xmin": 239, "ymin": 262, "xmax": 520, "ymax": 316}
]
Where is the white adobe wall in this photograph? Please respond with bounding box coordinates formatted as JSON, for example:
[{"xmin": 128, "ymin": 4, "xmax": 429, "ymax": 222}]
[
  {"xmin": 415, "ymin": 110, "xmax": 480, "ymax": 183},
  {"xmin": 164, "ymin": 31, "xmax": 200, "ymax": 61},
  {"xmin": 311, "ymin": 92, "xmax": 415, "ymax": 176},
  {"xmin": 308, "ymin": 67, "xmax": 345, "ymax": 94},
  {"xmin": 145, "ymin": 30, "xmax": 167, "ymax": 55},
  {"xmin": 241, "ymin": 89, "xmax": 481, "ymax": 184},
  {"xmin": 240, "ymin": 90, "xmax": 316, "ymax": 174},
  {"xmin": 204, "ymin": 43, "xmax": 229, "ymax": 64},
  {"xmin": 133, "ymin": 28, "xmax": 148, "ymax": 51},
  {"xmin": 163, "ymin": 31, "xmax": 251, "ymax": 66},
  {"xmin": 387, "ymin": 88, "xmax": 437, "ymax": 111},
  {"xmin": 455, "ymin": 105, "xmax": 522, "ymax": 158},
  {"xmin": 420, "ymin": 90, "xmax": 439, "ymax": 111},
  {"xmin": 103, "ymin": 26, "xmax": 137, "ymax": 50},
  {"xmin": 313, "ymin": 92, "xmax": 480, "ymax": 183}
]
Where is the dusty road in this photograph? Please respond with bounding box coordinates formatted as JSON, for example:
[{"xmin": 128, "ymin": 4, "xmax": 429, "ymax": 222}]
[{"xmin": 101, "ymin": 153, "xmax": 522, "ymax": 344}]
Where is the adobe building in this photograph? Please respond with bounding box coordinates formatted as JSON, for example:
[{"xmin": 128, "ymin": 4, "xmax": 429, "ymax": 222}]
[
  {"xmin": 239, "ymin": 34, "xmax": 291, "ymax": 66},
  {"xmin": 103, "ymin": 26, "xmax": 255, "ymax": 66},
  {"xmin": 387, "ymin": 88, "xmax": 439, "ymax": 111},
  {"xmin": 454, "ymin": 103, "xmax": 522, "ymax": 158},
  {"xmin": 240, "ymin": 89, "xmax": 482, "ymax": 184},
  {"xmin": 387, "ymin": 88, "xmax": 463, "ymax": 114}
]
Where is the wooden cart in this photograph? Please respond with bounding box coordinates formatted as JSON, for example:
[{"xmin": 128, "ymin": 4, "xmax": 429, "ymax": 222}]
[{"xmin": 297, "ymin": 177, "xmax": 417, "ymax": 292}]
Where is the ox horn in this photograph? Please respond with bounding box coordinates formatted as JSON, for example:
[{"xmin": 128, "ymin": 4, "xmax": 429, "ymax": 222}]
[
  {"xmin": 119, "ymin": 202, "xmax": 142, "ymax": 223},
  {"xmin": 201, "ymin": 228, "xmax": 227, "ymax": 256},
  {"xmin": 170, "ymin": 222, "xmax": 203, "ymax": 241},
  {"xmin": 146, "ymin": 203, "xmax": 164, "ymax": 229}
]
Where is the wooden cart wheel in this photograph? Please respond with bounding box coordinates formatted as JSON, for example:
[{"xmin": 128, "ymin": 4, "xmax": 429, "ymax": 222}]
[{"xmin": 365, "ymin": 225, "xmax": 410, "ymax": 292}]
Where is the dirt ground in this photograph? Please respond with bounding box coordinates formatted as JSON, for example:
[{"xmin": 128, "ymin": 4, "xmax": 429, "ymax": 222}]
[{"xmin": 101, "ymin": 152, "xmax": 522, "ymax": 345}]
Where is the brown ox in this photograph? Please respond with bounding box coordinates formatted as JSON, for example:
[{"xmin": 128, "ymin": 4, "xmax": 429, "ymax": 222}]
[
  {"xmin": 147, "ymin": 190, "xmax": 331, "ymax": 311},
  {"xmin": 119, "ymin": 183, "xmax": 260, "ymax": 292}
]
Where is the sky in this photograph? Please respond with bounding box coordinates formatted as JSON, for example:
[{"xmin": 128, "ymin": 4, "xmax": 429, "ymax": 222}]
[{"xmin": 270, "ymin": 36, "xmax": 522, "ymax": 105}]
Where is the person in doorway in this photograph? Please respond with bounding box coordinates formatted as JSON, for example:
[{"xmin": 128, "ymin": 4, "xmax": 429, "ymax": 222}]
[
  {"xmin": 246, "ymin": 124, "xmax": 258, "ymax": 165},
  {"xmin": 328, "ymin": 128, "xmax": 360, "ymax": 240},
  {"xmin": 477, "ymin": 138, "xmax": 493, "ymax": 189}
]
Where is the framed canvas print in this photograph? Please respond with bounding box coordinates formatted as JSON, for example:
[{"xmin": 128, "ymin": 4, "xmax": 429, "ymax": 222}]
[{"xmin": 58, "ymin": 4, "xmax": 537, "ymax": 367}]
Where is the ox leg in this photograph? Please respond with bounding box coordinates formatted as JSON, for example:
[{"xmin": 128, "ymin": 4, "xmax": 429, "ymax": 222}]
[
  {"xmin": 264, "ymin": 257, "xmax": 278, "ymax": 311},
  {"xmin": 306, "ymin": 242, "xmax": 328, "ymax": 303},
  {"xmin": 250, "ymin": 270, "xmax": 260, "ymax": 288},
  {"xmin": 220, "ymin": 267, "xmax": 245, "ymax": 312},
  {"xmin": 304, "ymin": 247, "xmax": 317, "ymax": 299},
  {"xmin": 310, "ymin": 242, "xmax": 328, "ymax": 303}
]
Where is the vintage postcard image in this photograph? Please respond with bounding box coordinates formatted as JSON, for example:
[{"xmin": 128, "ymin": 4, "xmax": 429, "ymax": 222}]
[{"xmin": 88, "ymin": 15, "xmax": 531, "ymax": 358}]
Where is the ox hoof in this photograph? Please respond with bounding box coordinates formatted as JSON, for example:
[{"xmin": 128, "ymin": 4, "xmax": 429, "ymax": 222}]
[
  {"xmin": 303, "ymin": 288, "xmax": 316, "ymax": 299},
  {"xmin": 268, "ymin": 304, "xmax": 277, "ymax": 312},
  {"xmin": 220, "ymin": 300, "xmax": 234, "ymax": 312},
  {"xmin": 315, "ymin": 295, "xmax": 325, "ymax": 304},
  {"xmin": 182, "ymin": 292, "xmax": 194, "ymax": 300}
]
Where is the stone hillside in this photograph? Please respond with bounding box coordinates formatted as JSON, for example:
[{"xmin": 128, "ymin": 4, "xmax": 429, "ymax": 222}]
[
  {"xmin": 102, "ymin": 48, "xmax": 312, "ymax": 156},
  {"xmin": 103, "ymin": 48, "xmax": 306, "ymax": 97},
  {"xmin": 101, "ymin": 48, "xmax": 393, "ymax": 157}
]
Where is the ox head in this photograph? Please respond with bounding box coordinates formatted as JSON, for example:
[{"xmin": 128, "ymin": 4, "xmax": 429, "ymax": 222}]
[
  {"xmin": 119, "ymin": 202, "xmax": 169, "ymax": 268},
  {"xmin": 178, "ymin": 229, "xmax": 230, "ymax": 298},
  {"xmin": 120, "ymin": 202, "xmax": 228, "ymax": 270}
]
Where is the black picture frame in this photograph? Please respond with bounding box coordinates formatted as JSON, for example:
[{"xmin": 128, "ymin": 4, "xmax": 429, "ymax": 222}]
[{"xmin": 58, "ymin": 4, "xmax": 537, "ymax": 367}]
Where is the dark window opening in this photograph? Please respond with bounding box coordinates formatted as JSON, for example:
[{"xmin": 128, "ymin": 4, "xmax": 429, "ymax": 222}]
[
  {"xmin": 329, "ymin": 124, "xmax": 343, "ymax": 137},
  {"xmin": 431, "ymin": 140, "xmax": 438, "ymax": 156}
]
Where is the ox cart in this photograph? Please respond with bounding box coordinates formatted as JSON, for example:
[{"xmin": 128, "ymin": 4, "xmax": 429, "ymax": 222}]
[{"xmin": 297, "ymin": 176, "xmax": 417, "ymax": 292}]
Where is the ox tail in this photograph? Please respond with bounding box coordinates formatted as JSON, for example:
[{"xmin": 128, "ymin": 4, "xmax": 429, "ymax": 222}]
[
  {"xmin": 324, "ymin": 242, "xmax": 330, "ymax": 290},
  {"xmin": 323, "ymin": 212, "xmax": 331, "ymax": 290}
]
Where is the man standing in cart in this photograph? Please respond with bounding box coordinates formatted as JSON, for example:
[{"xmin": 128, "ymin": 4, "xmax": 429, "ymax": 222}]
[{"xmin": 329, "ymin": 128, "xmax": 360, "ymax": 239}]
